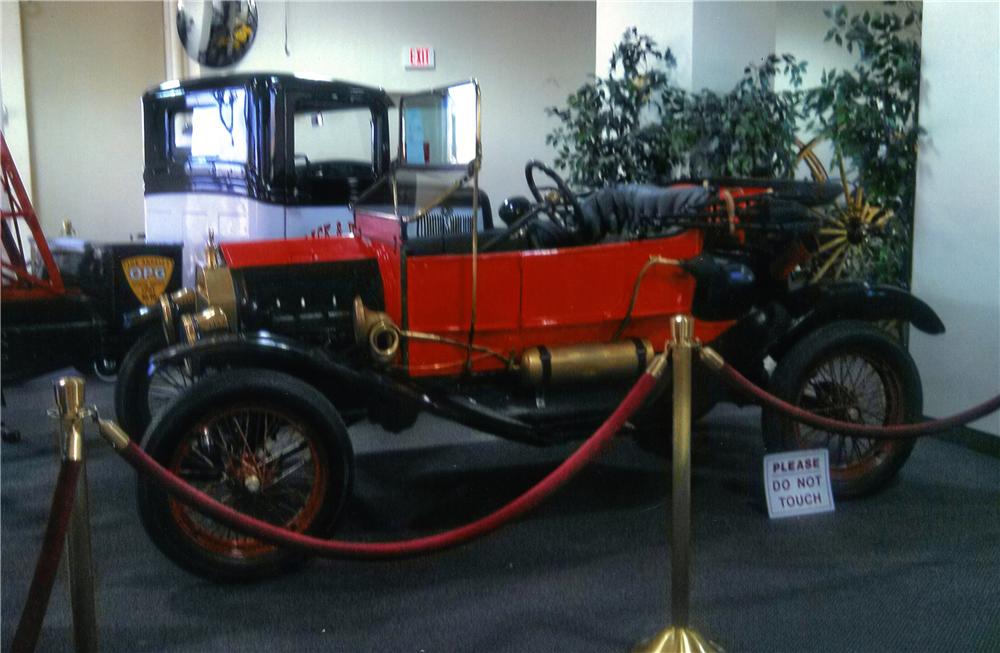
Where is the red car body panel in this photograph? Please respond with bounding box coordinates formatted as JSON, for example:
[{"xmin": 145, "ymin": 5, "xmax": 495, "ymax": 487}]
[
  {"xmin": 354, "ymin": 208, "xmax": 736, "ymax": 377},
  {"xmin": 222, "ymin": 190, "xmax": 768, "ymax": 377},
  {"xmin": 221, "ymin": 236, "xmax": 374, "ymax": 269},
  {"xmin": 353, "ymin": 211, "xmax": 405, "ymax": 323},
  {"xmin": 404, "ymin": 232, "xmax": 734, "ymax": 376}
]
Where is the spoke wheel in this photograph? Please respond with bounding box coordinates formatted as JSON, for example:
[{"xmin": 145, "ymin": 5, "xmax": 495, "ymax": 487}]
[
  {"xmin": 762, "ymin": 321, "xmax": 921, "ymax": 498},
  {"xmin": 792, "ymin": 350, "xmax": 902, "ymax": 480},
  {"xmin": 147, "ymin": 363, "xmax": 197, "ymax": 421},
  {"xmin": 168, "ymin": 405, "xmax": 328, "ymax": 559},
  {"xmin": 794, "ymin": 138, "xmax": 893, "ymax": 283},
  {"xmin": 116, "ymin": 329, "xmax": 170, "ymax": 439},
  {"xmin": 138, "ymin": 369, "xmax": 353, "ymax": 582},
  {"xmin": 116, "ymin": 328, "xmax": 207, "ymax": 440}
]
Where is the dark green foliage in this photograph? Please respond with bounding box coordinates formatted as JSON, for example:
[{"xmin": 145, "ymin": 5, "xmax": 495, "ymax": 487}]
[
  {"xmin": 546, "ymin": 28, "xmax": 683, "ymax": 186},
  {"xmin": 808, "ymin": 2, "xmax": 923, "ymax": 212},
  {"xmin": 547, "ymin": 3, "xmax": 923, "ymax": 287},
  {"xmin": 807, "ymin": 2, "xmax": 922, "ymax": 286},
  {"xmin": 683, "ymin": 54, "xmax": 807, "ymax": 178},
  {"xmin": 546, "ymin": 29, "xmax": 806, "ymax": 187}
]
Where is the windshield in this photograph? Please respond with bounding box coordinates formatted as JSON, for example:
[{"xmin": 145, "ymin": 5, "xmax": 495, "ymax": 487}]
[
  {"xmin": 354, "ymin": 167, "xmax": 491, "ymax": 235},
  {"xmin": 400, "ymin": 81, "xmax": 479, "ymax": 168},
  {"xmin": 355, "ymin": 168, "xmax": 464, "ymax": 218}
]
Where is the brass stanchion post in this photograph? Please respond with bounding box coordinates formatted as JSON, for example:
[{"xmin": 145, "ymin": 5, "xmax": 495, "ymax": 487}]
[
  {"xmin": 634, "ymin": 315, "xmax": 722, "ymax": 653},
  {"xmin": 54, "ymin": 377, "xmax": 99, "ymax": 653}
]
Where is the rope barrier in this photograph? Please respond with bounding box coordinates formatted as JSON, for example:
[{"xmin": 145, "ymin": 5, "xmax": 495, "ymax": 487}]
[
  {"xmin": 12, "ymin": 322, "xmax": 998, "ymax": 653},
  {"xmin": 95, "ymin": 367, "xmax": 663, "ymax": 560},
  {"xmin": 11, "ymin": 460, "xmax": 82, "ymax": 653},
  {"xmin": 699, "ymin": 346, "xmax": 1000, "ymax": 439}
]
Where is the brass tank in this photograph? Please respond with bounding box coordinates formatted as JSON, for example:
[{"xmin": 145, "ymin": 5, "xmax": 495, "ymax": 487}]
[{"xmin": 520, "ymin": 339, "xmax": 656, "ymax": 387}]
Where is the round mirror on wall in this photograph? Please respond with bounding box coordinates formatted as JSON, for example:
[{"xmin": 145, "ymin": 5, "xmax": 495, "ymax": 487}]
[{"xmin": 176, "ymin": 0, "xmax": 258, "ymax": 68}]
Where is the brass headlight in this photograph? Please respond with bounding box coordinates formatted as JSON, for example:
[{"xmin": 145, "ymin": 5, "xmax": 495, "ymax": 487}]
[
  {"xmin": 170, "ymin": 287, "xmax": 197, "ymax": 310},
  {"xmin": 195, "ymin": 266, "xmax": 237, "ymax": 323},
  {"xmin": 181, "ymin": 306, "xmax": 230, "ymax": 345},
  {"xmin": 159, "ymin": 287, "xmax": 198, "ymax": 344}
]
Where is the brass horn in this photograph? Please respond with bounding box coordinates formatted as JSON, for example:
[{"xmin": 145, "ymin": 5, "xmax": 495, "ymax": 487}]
[{"xmin": 353, "ymin": 297, "xmax": 401, "ymax": 365}]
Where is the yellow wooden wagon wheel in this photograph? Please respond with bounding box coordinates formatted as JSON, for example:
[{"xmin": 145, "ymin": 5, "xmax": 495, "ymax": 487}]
[{"xmin": 794, "ymin": 138, "xmax": 892, "ymax": 282}]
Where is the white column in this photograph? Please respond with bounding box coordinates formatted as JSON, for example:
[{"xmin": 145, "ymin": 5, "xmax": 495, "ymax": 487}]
[{"xmin": 910, "ymin": 1, "xmax": 1000, "ymax": 436}]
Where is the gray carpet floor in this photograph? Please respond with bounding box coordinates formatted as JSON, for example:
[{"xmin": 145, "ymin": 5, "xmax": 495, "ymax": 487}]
[{"xmin": 2, "ymin": 371, "xmax": 998, "ymax": 652}]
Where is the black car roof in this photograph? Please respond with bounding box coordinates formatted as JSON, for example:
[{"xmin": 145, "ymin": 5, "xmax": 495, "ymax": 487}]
[{"xmin": 143, "ymin": 72, "xmax": 393, "ymax": 106}]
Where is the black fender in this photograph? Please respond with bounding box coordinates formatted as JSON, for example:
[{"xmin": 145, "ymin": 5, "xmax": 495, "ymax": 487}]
[
  {"xmin": 768, "ymin": 281, "xmax": 945, "ymax": 358},
  {"xmin": 150, "ymin": 332, "xmax": 545, "ymax": 442},
  {"xmin": 151, "ymin": 332, "xmax": 378, "ymax": 422}
]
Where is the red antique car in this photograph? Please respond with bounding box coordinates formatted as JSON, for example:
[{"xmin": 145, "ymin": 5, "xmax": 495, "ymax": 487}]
[{"xmin": 118, "ymin": 81, "xmax": 944, "ymax": 581}]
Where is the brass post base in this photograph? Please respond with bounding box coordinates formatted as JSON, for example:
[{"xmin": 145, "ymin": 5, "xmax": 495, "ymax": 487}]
[{"xmin": 633, "ymin": 627, "xmax": 724, "ymax": 653}]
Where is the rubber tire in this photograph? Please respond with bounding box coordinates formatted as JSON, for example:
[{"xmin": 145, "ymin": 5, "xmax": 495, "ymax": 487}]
[
  {"xmin": 114, "ymin": 328, "xmax": 168, "ymax": 439},
  {"xmin": 137, "ymin": 369, "xmax": 354, "ymax": 582},
  {"xmin": 632, "ymin": 374, "xmax": 717, "ymax": 456},
  {"xmin": 761, "ymin": 321, "xmax": 921, "ymax": 499}
]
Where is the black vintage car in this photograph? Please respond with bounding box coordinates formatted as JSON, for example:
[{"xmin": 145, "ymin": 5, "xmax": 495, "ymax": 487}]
[{"xmin": 140, "ymin": 73, "xmax": 394, "ymax": 286}]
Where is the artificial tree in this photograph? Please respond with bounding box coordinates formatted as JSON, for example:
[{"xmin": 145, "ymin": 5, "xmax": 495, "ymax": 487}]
[{"xmin": 546, "ymin": 2, "xmax": 924, "ymax": 288}]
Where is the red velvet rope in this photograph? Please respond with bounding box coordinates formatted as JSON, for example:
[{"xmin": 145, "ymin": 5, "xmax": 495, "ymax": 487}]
[
  {"xmin": 709, "ymin": 358, "xmax": 1000, "ymax": 439},
  {"xmin": 11, "ymin": 460, "xmax": 82, "ymax": 653},
  {"xmin": 117, "ymin": 372, "xmax": 660, "ymax": 559}
]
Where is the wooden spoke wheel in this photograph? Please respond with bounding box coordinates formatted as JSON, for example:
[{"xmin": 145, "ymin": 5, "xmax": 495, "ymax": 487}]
[{"xmin": 794, "ymin": 138, "xmax": 893, "ymax": 283}]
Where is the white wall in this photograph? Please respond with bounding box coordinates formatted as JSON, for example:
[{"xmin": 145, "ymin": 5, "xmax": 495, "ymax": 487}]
[
  {"xmin": 20, "ymin": 1, "xmax": 165, "ymax": 239},
  {"xmin": 1, "ymin": 2, "xmax": 33, "ymax": 198},
  {"xmin": 773, "ymin": 2, "xmax": 889, "ymax": 90},
  {"xmin": 692, "ymin": 0, "xmax": 776, "ymax": 92},
  {"xmin": 910, "ymin": 1, "xmax": 1000, "ymax": 436},
  {"xmin": 218, "ymin": 1, "xmax": 595, "ymax": 204},
  {"xmin": 595, "ymin": 1, "xmax": 693, "ymax": 90}
]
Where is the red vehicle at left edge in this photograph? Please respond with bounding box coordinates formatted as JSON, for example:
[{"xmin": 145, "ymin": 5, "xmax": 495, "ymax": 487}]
[{"xmin": 1, "ymin": 134, "xmax": 183, "ymax": 391}]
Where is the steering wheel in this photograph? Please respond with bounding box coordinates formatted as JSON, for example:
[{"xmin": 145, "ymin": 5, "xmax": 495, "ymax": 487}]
[
  {"xmin": 482, "ymin": 161, "xmax": 588, "ymax": 252},
  {"xmin": 524, "ymin": 160, "xmax": 590, "ymax": 241}
]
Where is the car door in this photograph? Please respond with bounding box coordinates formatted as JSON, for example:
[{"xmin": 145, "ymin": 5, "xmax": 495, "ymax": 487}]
[
  {"xmin": 519, "ymin": 233, "xmax": 704, "ymax": 351},
  {"xmin": 404, "ymin": 228, "xmax": 714, "ymax": 377}
]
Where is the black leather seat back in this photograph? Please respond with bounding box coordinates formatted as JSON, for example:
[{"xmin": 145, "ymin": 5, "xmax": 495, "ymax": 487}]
[{"xmin": 580, "ymin": 184, "xmax": 711, "ymax": 241}]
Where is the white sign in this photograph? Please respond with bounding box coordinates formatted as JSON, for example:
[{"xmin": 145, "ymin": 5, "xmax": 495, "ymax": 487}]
[
  {"xmin": 764, "ymin": 449, "xmax": 835, "ymax": 519},
  {"xmin": 403, "ymin": 46, "xmax": 435, "ymax": 70}
]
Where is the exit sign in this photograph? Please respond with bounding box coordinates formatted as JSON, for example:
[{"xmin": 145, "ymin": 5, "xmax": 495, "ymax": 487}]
[{"xmin": 404, "ymin": 46, "xmax": 435, "ymax": 70}]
